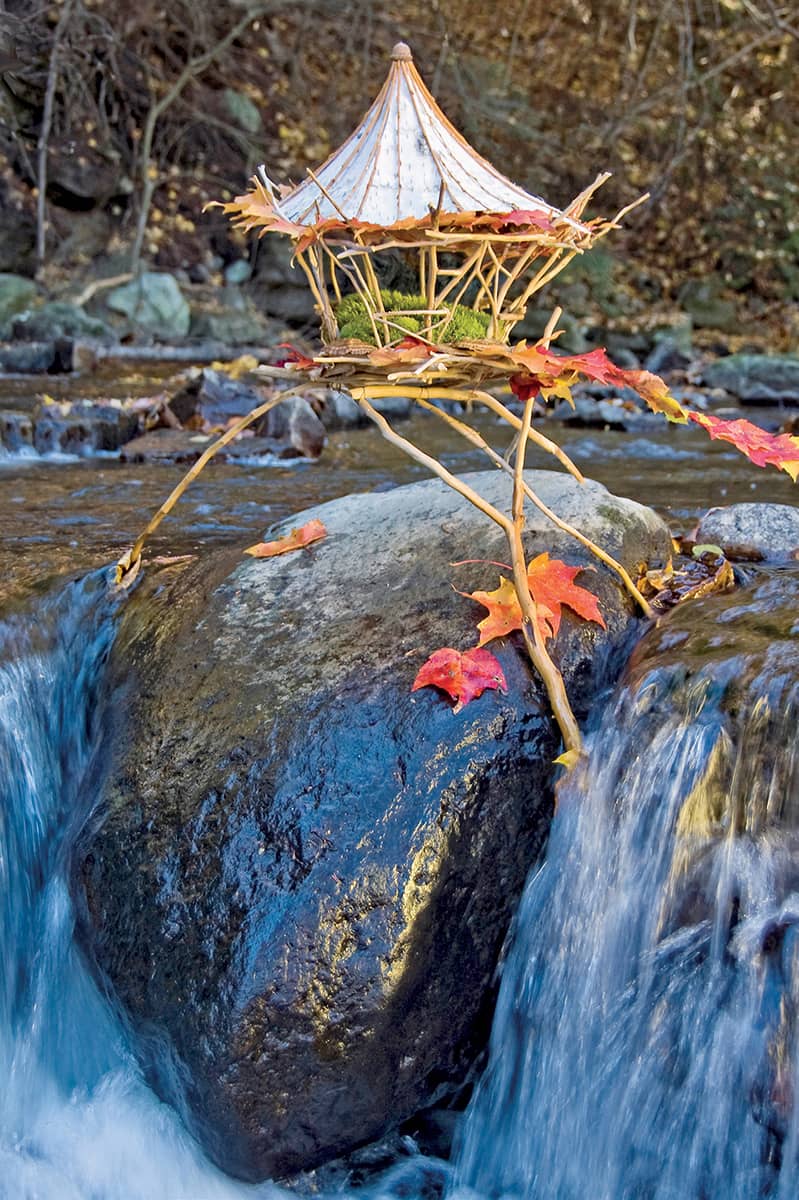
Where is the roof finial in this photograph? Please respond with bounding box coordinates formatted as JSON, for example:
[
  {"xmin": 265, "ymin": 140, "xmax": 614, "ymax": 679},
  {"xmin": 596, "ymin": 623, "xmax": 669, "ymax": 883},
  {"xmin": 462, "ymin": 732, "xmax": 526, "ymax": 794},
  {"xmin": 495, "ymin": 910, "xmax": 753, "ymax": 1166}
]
[{"xmin": 391, "ymin": 42, "xmax": 413, "ymax": 61}]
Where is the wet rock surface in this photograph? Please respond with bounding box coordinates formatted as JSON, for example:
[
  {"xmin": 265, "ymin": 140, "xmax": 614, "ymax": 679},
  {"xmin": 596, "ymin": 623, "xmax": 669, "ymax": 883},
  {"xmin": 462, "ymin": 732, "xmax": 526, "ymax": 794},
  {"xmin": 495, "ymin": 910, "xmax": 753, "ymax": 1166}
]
[
  {"xmin": 0, "ymin": 340, "xmax": 61, "ymax": 373},
  {"xmin": 78, "ymin": 470, "xmax": 671, "ymax": 1182},
  {"xmin": 693, "ymin": 502, "xmax": 799, "ymax": 561},
  {"xmin": 30, "ymin": 400, "xmax": 139, "ymax": 455},
  {"xmin": 623, "ymin": 568, "xmax": 799, "ymax": 941}
]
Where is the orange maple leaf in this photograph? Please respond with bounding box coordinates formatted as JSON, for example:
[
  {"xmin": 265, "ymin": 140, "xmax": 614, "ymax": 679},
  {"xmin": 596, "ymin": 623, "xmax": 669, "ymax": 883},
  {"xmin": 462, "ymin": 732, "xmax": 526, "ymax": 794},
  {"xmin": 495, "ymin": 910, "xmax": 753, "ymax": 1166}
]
[
  {"xmin": 245, "ymin": 518, "xmax": 327, "ymax": 558},
  {"xmin": 526, "ymin": 552, "xmax": 607, "ymax": 636},
  {"xmin": 466, "ymin": 576, "xmax": 531, "ymax": 645},
  {"xmin": 688, "ymin": 411, "xmax": 799, "ymax": 481},
  {"xmin": 411, "ymin": 646, "xmax": 507, "ymax": 713},
  {"xmin": 465, "ymin": 557, "xmax": 605, "ymax": 645}
]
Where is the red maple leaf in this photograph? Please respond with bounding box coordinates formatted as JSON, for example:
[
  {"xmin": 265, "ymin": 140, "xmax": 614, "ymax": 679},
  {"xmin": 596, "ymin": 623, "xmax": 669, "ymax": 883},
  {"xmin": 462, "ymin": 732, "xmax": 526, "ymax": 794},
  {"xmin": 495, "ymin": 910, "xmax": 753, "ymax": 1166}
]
[
  {"xmin": 411, "ymin": 647, "xmax": 508, "ymax": 713},
  {"xmin": 510, "ymin": 345, "xmax": 688, "ymax": 422},
  {"xmin": 688, "ymin": 411, "xmax": 799, "ymax": 481},
  {"xmin": 499, "ymin": 209, "xmax": 558, "ymax": 233},
  {"xmin": 274, "ymin": 343, "xmax": 316, "ymax": 370},
  {"xmin": 509, "ymin": 373, "xmax": 542, "ymax": 403}
]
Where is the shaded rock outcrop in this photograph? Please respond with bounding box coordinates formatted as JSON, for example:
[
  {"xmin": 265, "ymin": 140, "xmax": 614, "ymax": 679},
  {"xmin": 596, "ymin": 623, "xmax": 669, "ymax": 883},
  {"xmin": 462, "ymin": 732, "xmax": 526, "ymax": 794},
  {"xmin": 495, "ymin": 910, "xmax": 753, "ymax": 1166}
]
[
  {"xmin": 78, "ymin": 470, "xmax": 671, "ymax": 1182},
  {"xmin": 701, "ymin": 355, "xmax": 799, "ymax": 405}
]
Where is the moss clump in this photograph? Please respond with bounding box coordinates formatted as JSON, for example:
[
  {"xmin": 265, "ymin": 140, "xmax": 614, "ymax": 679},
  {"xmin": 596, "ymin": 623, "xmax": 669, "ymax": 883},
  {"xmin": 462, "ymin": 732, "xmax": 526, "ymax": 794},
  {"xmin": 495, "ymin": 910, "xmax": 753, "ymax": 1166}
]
[
  {"xmin": 334, "ymin": 290, "xmax": 491, "ymax": 345},
  {"xmin": 438, "ymin": 307, "xmax": 491, "ymax": 342}
]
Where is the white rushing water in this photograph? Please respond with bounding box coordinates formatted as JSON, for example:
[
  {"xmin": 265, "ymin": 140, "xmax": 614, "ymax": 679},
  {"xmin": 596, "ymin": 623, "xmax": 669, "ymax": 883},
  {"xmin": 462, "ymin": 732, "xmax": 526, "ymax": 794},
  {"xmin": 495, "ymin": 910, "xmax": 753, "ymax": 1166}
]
[
  {"xmin": 454, "ymin": 632, "xmax": 799, "ymax": 1200},
  {"xmin": 0, "ymin": 576, "xmax": 286, "ymax": 1200}
]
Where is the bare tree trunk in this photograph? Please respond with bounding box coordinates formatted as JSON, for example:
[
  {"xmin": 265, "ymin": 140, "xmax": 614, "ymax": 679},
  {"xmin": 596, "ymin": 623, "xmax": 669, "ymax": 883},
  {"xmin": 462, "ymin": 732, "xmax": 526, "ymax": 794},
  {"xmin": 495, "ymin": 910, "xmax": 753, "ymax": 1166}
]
[{"xmin": 36, "ymin": 0, "xmax": 75, "ymax": 276}]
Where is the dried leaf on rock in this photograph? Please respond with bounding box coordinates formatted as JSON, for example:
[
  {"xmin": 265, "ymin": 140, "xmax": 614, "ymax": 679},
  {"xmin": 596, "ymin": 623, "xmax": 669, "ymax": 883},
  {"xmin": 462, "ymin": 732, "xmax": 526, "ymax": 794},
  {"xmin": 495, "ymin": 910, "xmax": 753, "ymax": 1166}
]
[
  {"xmin": 636, "ymin": 550, "xmax": 735, "ymax": 609},
  {"xmin": 210, "ymin": 354, "xmax": 259, "ymax": 380},
  {"xmin": 245, "ymin": 518, "xmax": 327, "ymax": 559},
  {"xmin": 411, "ymin": 646, "xmax": 507, "ymax": 713},
  {"xmin": 688, "ymin": 411, "xmax": 799, "ymax": 481}
]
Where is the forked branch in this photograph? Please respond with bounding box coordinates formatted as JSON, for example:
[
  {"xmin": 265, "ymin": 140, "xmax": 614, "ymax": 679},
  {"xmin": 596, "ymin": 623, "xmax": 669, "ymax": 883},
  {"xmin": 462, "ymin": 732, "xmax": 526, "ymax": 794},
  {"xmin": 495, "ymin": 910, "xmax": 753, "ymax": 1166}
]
[{"xmin": 351, "ymin": 388, "xmax": 583, "ymax": 757}]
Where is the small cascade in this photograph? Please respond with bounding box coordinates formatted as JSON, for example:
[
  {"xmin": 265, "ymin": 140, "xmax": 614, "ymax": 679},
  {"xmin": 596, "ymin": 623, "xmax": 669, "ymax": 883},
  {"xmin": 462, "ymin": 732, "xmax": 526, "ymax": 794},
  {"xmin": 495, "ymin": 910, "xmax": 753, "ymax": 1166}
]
[
  {"xmin": 0, "ymin": 574, "xmax": 279, "ymax": 1199},
  {"xmin": 454, "ymin": 571, "xmax": 799, "ymax": 1200}
]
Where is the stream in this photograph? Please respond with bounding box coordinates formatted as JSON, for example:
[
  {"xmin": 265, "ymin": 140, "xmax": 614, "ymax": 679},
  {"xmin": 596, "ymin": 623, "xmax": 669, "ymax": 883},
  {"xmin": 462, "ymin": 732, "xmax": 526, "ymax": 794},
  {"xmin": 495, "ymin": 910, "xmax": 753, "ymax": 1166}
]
[{"xmin": 1, "ymin": 368, "xmax": 798, "ymax": 1197}]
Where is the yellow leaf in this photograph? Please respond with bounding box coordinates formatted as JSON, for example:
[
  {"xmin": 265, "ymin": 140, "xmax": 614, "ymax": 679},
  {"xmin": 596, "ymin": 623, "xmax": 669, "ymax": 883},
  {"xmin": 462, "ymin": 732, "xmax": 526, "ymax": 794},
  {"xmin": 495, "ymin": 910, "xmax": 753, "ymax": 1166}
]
[{"xmin": 210, "ymin": 354, "xmax": 259, "ymax": 380}]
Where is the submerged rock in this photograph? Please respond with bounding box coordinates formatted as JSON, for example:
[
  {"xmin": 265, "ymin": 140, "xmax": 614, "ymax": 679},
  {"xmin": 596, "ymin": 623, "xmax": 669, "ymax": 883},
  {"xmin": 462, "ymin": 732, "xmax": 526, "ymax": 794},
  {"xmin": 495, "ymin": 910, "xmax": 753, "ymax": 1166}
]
[
  {"xmin": 119, "ymin": 428, "xmax": 318, "ymax": 464},
  {"xmin": 32, "ymin": 400, "xmax": 138, "ymax": 454},
  {"xmin": 0, "ymin": 410, "xmax": 34, "ymax": 451},
  {"xmin": 165, "ymin": 369, "xmax": 326, "ymax": 459},
  {"xmin": 0, "ymin": 340, "xmax": 59, "ymax": 373},
  {"xmin": 79, "ymin": 471, "xmax": 671, "ymax": 1181}
]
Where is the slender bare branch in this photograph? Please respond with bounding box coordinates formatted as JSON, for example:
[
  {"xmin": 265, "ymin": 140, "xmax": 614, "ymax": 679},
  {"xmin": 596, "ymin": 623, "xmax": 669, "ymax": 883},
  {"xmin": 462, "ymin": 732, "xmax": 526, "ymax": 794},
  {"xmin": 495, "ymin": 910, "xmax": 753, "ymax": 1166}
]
[
  {"xmin": 116, "ymin": 385, "xmax": 310, "ymax": 585},
  {"xmin": 36, "ymin": 0, "xmax": 75, "ymax": 274}
]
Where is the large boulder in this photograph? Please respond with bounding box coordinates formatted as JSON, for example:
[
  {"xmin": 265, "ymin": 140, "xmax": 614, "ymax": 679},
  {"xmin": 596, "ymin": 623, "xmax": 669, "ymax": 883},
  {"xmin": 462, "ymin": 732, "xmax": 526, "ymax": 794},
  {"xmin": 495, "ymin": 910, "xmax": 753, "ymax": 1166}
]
[
  {"xmin": 78, "ymin": 471, "xmax": 671, "ymax": 1182},
  {"xmin": 106, "ymin": 272, "xmax": 191, "ymax": 340}
]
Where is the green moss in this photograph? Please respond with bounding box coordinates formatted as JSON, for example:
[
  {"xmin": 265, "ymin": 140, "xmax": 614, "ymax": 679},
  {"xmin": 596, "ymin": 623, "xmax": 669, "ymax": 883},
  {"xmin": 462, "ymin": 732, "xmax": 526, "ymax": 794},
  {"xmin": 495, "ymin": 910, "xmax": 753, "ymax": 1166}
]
[
  {"xmin": 438, "ymin": 307, "xmax": 491, "ymax": 341},
  {"xmin": 334, "ymin": 289, "xmax": 491, "ymax": 346}
]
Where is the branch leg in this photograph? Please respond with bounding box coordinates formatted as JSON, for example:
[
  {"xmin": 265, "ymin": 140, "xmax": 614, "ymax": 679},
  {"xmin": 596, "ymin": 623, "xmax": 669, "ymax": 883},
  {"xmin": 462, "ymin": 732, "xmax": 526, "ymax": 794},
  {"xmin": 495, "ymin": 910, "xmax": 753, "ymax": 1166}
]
[
  {"xmin": 352, "ymin": 387, "xmax": 583, "ymax": 759},
  {"xmin": 115, "ymin": 385, "xmax": 309, "ymax": 586},
  {"xmin": 411, "ymin": 395, "xmax": 653, "ymax": 616}
]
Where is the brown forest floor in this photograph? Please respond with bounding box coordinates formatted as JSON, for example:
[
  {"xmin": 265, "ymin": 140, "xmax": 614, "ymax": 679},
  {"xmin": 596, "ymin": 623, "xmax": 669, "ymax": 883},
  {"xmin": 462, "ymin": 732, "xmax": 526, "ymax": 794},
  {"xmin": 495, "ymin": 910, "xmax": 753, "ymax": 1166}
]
[{"xmin": 1, "ymin": 1, "xmax": 798, "ymax": 343}]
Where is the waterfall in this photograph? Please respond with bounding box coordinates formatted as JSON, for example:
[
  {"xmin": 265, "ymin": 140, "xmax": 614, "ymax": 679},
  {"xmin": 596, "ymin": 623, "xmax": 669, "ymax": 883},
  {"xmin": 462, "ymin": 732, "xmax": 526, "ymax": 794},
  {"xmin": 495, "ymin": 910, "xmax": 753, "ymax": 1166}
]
[
  {"xmin": 454, "ymin": 575, "xmax": 799, "ymax": 1200},
  {"xmin": 2, "ymin": 565, "xmax": 798, "ymax": 1199},
  {"xmin": 0, "ymin": 574, "xmax": 278, "ymax": 1199}
]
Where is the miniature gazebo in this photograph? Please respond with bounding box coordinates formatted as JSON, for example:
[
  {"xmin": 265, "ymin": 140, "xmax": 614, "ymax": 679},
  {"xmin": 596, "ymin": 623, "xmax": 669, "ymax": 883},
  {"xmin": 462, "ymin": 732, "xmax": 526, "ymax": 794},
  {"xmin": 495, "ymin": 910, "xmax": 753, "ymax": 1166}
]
[
  {"xmin": 222, "ymin": 42, "xmax": 620, "ymax": 362},
  {"xmin": 117, "ymin": 43, "xmax": 669, "ymax": 762},
  {"xmin": 120, "ymin": 43, "xmax": 795, "ymax": 761}
]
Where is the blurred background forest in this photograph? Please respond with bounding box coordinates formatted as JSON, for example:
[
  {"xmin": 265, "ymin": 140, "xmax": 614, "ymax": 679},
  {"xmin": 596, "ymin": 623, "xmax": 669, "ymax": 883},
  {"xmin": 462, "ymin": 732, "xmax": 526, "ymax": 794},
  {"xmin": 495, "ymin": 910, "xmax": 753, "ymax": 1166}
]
[{"xmin": 0, "ymin": 0, "xmax": 797, "ymax": 344}]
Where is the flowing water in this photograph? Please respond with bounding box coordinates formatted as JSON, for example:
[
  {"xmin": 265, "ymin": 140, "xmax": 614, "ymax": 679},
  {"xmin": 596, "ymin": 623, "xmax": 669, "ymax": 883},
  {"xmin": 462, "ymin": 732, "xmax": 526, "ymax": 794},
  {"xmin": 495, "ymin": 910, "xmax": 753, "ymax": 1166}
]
[
  {"xmin": 2, "ymin": 368, "xmax": 799, "ymax": 1197},
  {"xmin": 3, "ymin": 567, "xmax": 799, "ymax": 1198},
  {"xmin": 455, "ymin": 572, "xmax": 799, "ymax": 1200},
  {"xmin": 0, "ymin": 575, "xmax": 285, "ymax": 1199}
]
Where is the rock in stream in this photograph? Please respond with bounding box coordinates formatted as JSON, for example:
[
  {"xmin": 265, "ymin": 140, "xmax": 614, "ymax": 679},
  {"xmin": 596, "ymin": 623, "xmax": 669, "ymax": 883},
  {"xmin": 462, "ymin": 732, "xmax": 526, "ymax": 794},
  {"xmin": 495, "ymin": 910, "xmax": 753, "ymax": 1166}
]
[{"xmin": 78, "ymin": 470, "xmax": 671, "ymax": 1182}]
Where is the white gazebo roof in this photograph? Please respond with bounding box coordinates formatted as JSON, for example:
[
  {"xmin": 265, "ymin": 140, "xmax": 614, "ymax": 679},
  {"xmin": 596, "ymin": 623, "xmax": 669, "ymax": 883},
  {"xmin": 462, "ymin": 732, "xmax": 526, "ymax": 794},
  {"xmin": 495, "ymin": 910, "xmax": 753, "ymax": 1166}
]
[{"xmin": 274, "ymin": 43, "xmax": 580, "ymax": 230}]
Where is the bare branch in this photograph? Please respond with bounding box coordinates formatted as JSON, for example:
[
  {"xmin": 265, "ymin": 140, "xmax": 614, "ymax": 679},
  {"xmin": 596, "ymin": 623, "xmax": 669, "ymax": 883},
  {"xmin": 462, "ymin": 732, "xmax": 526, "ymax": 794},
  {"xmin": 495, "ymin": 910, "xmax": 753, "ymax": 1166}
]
[{"xmin": 36, "ymin": 0, "xmax": 75, "ymax": 274}]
